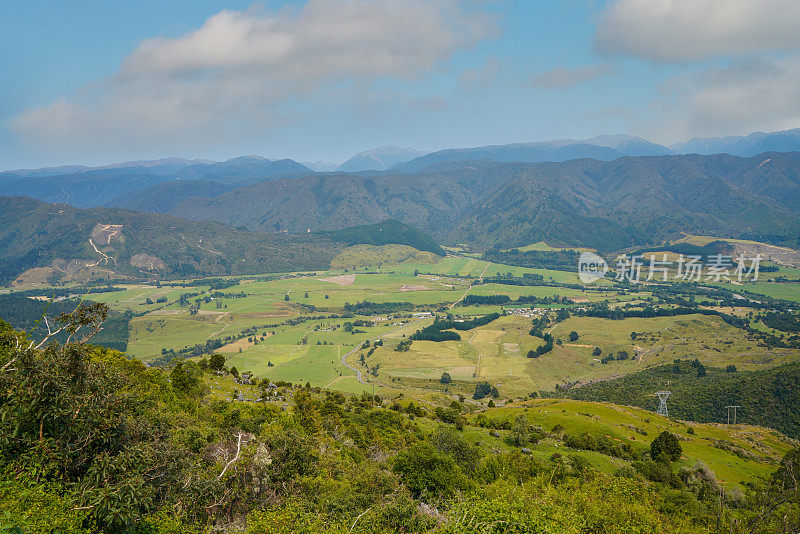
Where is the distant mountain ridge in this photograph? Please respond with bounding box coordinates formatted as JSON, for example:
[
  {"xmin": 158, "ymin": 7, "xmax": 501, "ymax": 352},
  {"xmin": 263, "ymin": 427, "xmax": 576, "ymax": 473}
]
[
  {"xmin": 7, "ymin": 127, "xmax": 800, "ymax": 180},
  {"xmin": 1, "ymin": 157, "xmax": 312, "ymax": 208},
  {"xmin": 391, "ymin": 135, "xmax": 673, "ymax": 172},
  {"xmin": 163, "ymin": 152, "xmax": 800, "ymax": 251},
  {"xmin": 4, "ymin": 128, "xmax": 800, "ymax": 255},
  {"xmin": 671, "ymin": 129, "xmax": 800, "ymax": 157},
  {"xmin": 337, "ymin": 146, "xmax": 426, "ymax": 172}
]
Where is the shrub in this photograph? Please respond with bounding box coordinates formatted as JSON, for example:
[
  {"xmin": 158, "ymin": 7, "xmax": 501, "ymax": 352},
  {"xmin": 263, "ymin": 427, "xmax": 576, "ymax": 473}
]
[
  {"xmin": 650, "ymin": 431, "xmax": 682, "ymax": 463},
  {"xmin": 392, "ymin": 443, "xmax": 470, "ymax": 499}
]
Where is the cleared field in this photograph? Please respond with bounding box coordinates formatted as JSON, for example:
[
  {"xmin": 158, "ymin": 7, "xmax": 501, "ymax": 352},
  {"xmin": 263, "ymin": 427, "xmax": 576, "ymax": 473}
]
[
  {"xmin": 330, "ymin": 244, "xmax": 439, "ymax": 270},
  {"xmin": 509, "ymin": 241, "xmax": 595, "ymax": 253},
  {"xmin": 357, "ymin": 310, "xmax": 800, "ymax": 396},
  {"xmin": 734, "ymin": 281, "xmax": 800, "ymax": 302}
]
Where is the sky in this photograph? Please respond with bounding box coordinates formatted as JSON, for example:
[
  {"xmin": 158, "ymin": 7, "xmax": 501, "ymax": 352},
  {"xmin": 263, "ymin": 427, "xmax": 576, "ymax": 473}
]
[{"xmin": 3, "ymin": 0, "xmax": 800, "ymax": 169}]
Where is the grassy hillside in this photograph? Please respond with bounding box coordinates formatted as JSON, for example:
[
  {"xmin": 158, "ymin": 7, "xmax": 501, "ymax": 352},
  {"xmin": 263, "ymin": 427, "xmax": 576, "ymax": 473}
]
[{"xmin": 552, "ymin": 361, "xmax": 800, "ymax": 439}]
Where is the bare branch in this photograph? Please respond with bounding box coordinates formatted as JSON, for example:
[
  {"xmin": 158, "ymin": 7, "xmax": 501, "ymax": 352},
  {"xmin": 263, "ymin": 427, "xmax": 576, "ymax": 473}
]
[{"xmin": 217, "ymin": 432, "xmax": 250, "ymax": 480}]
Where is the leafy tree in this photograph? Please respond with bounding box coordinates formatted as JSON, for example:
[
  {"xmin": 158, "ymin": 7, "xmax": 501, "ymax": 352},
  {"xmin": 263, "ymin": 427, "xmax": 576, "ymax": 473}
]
[
  {"xmin": 473, "ymin": 381, "xmax": 492, "ymax": 400},
  {"xmin": 592, "ymin": 347, "xmax": 602, "ymax": 357},
  {"xmin": 509, "ymin": 415, "xmax": 542, "ymax": 447},
  {"xmin": 568, "ymin": 331, "xmax": 579, "ymax": 342},
  {"xmin": 431, "ymin": 426, "xmax": 481, "ymax": 473},
  {"xmin": 170, "ymin": 362, "xmax": 200, "ymax": 397},
  {"xmin": 209, "ymin": 353, "xmax": 225, "ymax": 371},
  {"xmin": 651, "ymin": 431, "xmax": 682, "ymax": 463},
  {"xmin": 440, "ymin": 372, "xmax": 452, "ymax": 384},
  {"xmin": 230, "ymin": 366, "xmax": 239, "ymax": 378}
]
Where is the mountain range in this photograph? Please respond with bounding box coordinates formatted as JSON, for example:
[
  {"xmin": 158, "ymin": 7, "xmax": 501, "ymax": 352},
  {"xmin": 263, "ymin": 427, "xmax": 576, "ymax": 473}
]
[
  {"xmin": 122, "ymin": 152, "xmax": 800, "ymax": 251},
  {"xmin": 0, "ymin": 156, "xmax": 312, "ymax": 208},
  {"xmin": 337, "ymin": 146, "xmax": 426, "ymax": 172},
  {"xmin": 4, "ymin": 128, "xmax": 800, "ymax": 284}
]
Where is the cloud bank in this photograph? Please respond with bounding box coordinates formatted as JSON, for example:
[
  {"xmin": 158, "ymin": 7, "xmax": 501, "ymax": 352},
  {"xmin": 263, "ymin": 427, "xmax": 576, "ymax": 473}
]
[
  {"xmin": 657, "ymin": 54, "xmax": 800, "ymax": 139},
  {"xmin": 12, "ymin": 0, "xmax": 496, "ymax": 155},
  {"xmin": 595, "ymin": 0, "xmax": 800, "ymax": 62}
]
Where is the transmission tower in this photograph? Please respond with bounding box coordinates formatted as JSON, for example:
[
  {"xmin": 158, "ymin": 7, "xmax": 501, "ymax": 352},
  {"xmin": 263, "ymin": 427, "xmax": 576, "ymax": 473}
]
[
  {"xmin": 655, "ymin": 391, "xmax": 671, "ymax": 417},
  {"xmin": 725, "ymin": 405, "xmax": 741, "ymax": 425}
]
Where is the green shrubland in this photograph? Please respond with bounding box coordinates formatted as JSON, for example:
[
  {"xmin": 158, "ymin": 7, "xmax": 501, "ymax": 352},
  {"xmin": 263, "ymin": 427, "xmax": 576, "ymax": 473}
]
[{"xmin": 0, "ymin": 308, "xmax": 798, "ymax": 533}]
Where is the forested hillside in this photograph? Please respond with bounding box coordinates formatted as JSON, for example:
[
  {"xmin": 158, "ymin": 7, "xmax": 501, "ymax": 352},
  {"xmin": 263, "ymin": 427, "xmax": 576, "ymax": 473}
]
[
  {"xmin": 6, "ymin": 151, "xmax": 800, "ymax": 252},
  {"xmin": 0, "ymin": 197, "xmax": 447, "ymax": 284},
  {"xmin": 553, "ymin": 361, "xmax": 800, "ymax": 439},
  {"xmin": 0, "ymin": 197, "xmax": 343, "ymax": 284},
  {"xmin": 162, "ymin": 152, "xmax": 800, "ymax": 250},
  {"xmin": 323, "ymin": 219, "xmax": 446, "ymax": 255}
]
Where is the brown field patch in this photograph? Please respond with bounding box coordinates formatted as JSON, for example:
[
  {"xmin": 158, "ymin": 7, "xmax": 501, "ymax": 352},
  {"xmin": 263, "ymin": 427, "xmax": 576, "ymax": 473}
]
[
  {"xmin": 217, "ymin": 333, "xmax": 272, "ymax": 353},
  {"xmin": 318, "ymin": 274, "xmax": 356, "ymax": 285},
  {"xmin": 399, "ymin": 284, "xmax": 430, "ymax": 292}
]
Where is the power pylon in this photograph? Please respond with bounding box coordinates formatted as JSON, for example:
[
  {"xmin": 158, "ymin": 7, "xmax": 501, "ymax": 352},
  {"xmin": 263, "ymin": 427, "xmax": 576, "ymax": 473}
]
[
  {"xmin": 725, "ymin": 405, "xmax": 741, "ymax": 425},
  {"xmin": 655, "ymin": 391, "xmax": 671, "ymax": 417}
]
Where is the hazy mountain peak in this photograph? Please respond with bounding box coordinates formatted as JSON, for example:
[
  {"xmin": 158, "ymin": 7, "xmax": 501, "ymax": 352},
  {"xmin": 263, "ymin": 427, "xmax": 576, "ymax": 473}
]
[
  {"xmin": 224, "ymin": 155, "xmax": 272, "ymax": 163},
  {"xmin": 337, "ymin": 146, "xmax": 426, "ymax": 172},
  {"xmin": 302, "ymin": 161, "xmax": 340, "ymax": 172},
  {"xmin": 671, "ymin": 128, "xmax": 800, "ymax": 156}
]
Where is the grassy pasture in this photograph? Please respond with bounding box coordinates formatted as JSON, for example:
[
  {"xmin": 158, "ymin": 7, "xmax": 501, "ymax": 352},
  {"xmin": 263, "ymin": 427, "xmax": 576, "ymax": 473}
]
[{"xmin": 476, "ymin": 399, "xmax": 793, "ymax": 486}]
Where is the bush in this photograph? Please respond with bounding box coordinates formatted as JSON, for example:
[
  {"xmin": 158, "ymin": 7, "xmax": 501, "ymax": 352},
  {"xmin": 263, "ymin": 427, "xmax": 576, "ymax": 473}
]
[
  {"xmin": 431, "ymin": 426, "xmax": 481, "ymax": 473},
  {"xmin": 392, "ymin": 443, "xmax": 470, "ymax": 499},
  {"xmin": 650, "ymin": 431, "xmax": 682, "ymax": 463}
]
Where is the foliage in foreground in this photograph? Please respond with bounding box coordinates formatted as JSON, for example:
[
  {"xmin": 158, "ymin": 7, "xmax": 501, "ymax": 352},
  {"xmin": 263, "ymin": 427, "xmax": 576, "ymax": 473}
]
[{"xmin": 0, "ymin": 309, "xmax": 798, "ymax": 533}]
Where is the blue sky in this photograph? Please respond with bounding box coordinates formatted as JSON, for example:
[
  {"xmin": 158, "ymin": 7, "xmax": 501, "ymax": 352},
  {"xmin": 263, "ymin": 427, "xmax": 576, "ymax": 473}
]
[{"xmin": 3, "ymin": 0, "xmax": 800, "ymax": 168}]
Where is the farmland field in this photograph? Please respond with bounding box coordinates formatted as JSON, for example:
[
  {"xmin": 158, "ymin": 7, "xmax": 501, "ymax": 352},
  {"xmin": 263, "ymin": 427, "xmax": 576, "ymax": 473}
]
[{"xmin": 52, "ymin": 250, "xmax": 797, "ymax": 406}]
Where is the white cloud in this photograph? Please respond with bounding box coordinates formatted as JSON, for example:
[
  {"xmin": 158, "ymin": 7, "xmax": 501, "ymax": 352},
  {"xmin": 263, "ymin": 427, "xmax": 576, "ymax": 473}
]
[
  {"xmin": 12, "ymin": 0, "xmax": 496, "ymax": 155},
  {"xmin": 646, "ymin": 54, "xmax": 800, "ymax": 141},
  {"xmin": 529, "ymin": 64, "xmax": 611, "ymax": 89},
  {"xmin": 595, "ymin": 0, "xmax": 800, "ymax": 62}
]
